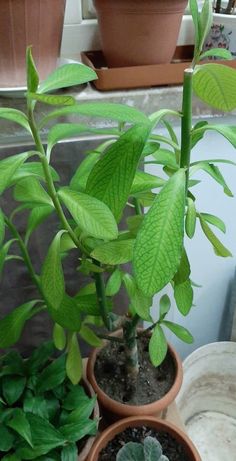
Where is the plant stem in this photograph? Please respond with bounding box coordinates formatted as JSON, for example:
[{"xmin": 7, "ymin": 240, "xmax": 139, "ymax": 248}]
[
  {"xmin": 123, "ymin": 316, "xmax": 140, "ymax": 392},
  {"xmin": 94, "ymin": 270, "xmax": 112, "ymax": 331},
  {"xmin": 180, "ymin": 69, "xmax": 193, "ymax": 192},
  {"xmin": 133, "ymin": 197, "xmax": 142, "ymax": 215}
]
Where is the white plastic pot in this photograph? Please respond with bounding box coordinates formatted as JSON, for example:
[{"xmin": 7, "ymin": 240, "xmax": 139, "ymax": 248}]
[
  {"xmin": 204, "ymin": 13, "xmax": 236, "ymax": 58},
  {"xmin": 176, "ymin": 341, "xmax": 236, "ymax": 461}
]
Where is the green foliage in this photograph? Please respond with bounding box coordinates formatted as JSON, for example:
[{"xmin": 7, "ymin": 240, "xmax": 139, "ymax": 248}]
[
  {"xmin": 0, "ymin": 344, "xmax": 97, "ymax": 459},
  {"xmin": 116, "ymin": 436, "xmax": 169, "ymax": 461}
]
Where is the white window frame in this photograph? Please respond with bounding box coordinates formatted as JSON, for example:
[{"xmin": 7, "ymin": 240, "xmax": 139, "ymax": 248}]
[{"xmin": 61, "ymin": 0, "xmax": 194, "ymax": 61}]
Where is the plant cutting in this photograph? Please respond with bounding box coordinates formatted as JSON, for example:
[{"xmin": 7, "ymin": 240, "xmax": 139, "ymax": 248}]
[
  {"xmin": 0, "ymin": 0, "xmax": 235, "ymax": 426},
  {"xmin": 0, "ymin": 342, "xmax": 99, "ymax": 460},
  {"xmin": 87, "ymin": 416, "xmax": 201, "ymax": 461}
]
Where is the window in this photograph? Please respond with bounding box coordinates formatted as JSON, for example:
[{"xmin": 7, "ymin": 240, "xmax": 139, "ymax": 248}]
[{"xmin": 61, "ymin": 0, "xmax": 194, "ymax": 60}]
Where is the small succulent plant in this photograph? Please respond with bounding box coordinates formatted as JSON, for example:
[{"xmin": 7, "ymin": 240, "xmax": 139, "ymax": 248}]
[{"xmin": 116, "ymin": 436, "xmax": 169, "ymax": 461}]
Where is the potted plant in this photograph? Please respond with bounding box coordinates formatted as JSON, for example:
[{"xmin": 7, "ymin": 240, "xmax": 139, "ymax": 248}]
[
  {"xmin": 0, "ymin": 0, "xmax": 66, "ymax": 87},
  {"xmin": 87, "ymin": 416, "xmax": 201, "ymax": 461},
  {"xmin": 0, "ymin": 342, "xmax": 99, "ymax": 460},
  {"xmin": 0, "ymin": 0, "xmax": 235, "ymax": 431},
  {"xmin": 204, "ymin": 0, "xmax": 236, "ymax": 57},
  {"xmin": 92, "ymin": 0, "xmax": 188, "ymax": 66}
]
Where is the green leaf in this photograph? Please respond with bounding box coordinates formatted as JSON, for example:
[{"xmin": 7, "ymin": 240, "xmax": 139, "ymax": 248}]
[
  {"xmin": 106, "ymin": 269, "xmax": 122, "ymax": 296},
  {"xmin": 74, "ymin": 294, "xmax": 100, "ymax": 316},
  {"xmin": 66, "ymin": 396, "xmax": 96, "ymax": 422},
  {"xmin": 185, "ymin": 197, "xmax": 197, "ymax": 239},
  {"xmin": 149, "ymin": 109, "xmax": 181, "ymax": 127},
  {"xmin": 61, "ymin": 444, "xmax": 78, "ymax": 461},
  {"xmin": 79, "ymin": 325, "xmax": 102, "ymax": 347},
  {"xmin": 36, "ymin": 354, "xmax": 66, "ymax": 393},
  {"xmin": 26, "ymin": 341, "xmax": 55, "ymax": 374},
  {"xmin": 59, "ymin": 419, "xmax": 97, "ymax": 443},
  {"xmin": 199, "ymin": 0, "xmax": 213, "ymax": 50},
  {"xmin": 49, "ymin": 295, "xmax": 82, "ymax": 331},
  {"xmin": 10, "ymin": 161, "xmax": 59, "ymax": 185},
  {"xmin": 0, "ymin": 424, "xmax": 15, "ymax": 452},
  {"xmin": 63, "ymin": 385, "xmax": 88, "ymax": 411},
  {"xmin": 0, "ymin": 108, "xmax": 31, "ymax": 132},
  {"xmin": 25, "ymin": 205, "xmax": 54, "ymax": 243},
  {"xmin": 193, "ymin": 64, "xmax": 236, "ymax": 111},
  {"xmin": 0, "ymin": 300, "xmax": 39, "ymax": 348},
  {"xmin": 200, "ymin": 212, "xmax": 226, "ymax": 233},
  {"xmin": 149, "ymin": 324, "xmax": 168, "ymax": 367},
  {"xmin": 86, "ymin": 124, "xmax": 150, "ymax": 221},
  {"xmin": 196, "ymin": 124, "xmax": 236, "ymax": 149},
  {"xmin": 53, "ymin": 323, "xmax": 66, "ymax": 351},
  {"xmin": 191, "ymin": 121, "xmax": 209, "ymax": 148},
  {"xmin": 151, "ymin": 148, "xmax": 178, "ymax": 169},
  {"xmin": 58, "ymin": 187, "xmax": 118, "ymax": 240},
  {"xmin": 116, "ymin": 442, "xmax": 144, "ymax": 461},
  {"xmin": 190, "ymin": 161, "xmax": 233, "ymax": 197},
  {"xmin": 162, "ymin": 320, "xmax": 194, "ymax": 344},
  {"xmin": 14, "ymin": 177, "xmax": 53, "ymax": 206},
  {"xmin": 0, "ymin": 208, "xmax": 5, "ymax": 246},
  {"xmin": 26, "ymin": 47, "xmax": 39, "ymax": 93},
  {"xmin": 91, "ymin": 239, "xmax": 134, "ymax": 265},
  {"xmin": 7, "ymin": 409, "xmax": 33, "ymax": 447},
  {"xmin": 123, "ymin": 273, "xmax": 152, "ymax": 321},
  {"xmin": 144, "ymin": 437, "xmax": 164, "ymax": 460},
  {"xmin": 0, "ymin": 152, "xmax": 31, "ymax": 194},
  {"xmin": 2, "ymin": 376, "xmax": 26, "ymax": 405},
  {"xmin": 159, "ymin": 294, "xmax": 171, "ymax": 319},
  {"xmin": 126, "ymin": 215, "xmax": 144, "ymax": 236},
  {"xmin": 23, "ymin": 396, "xmax": 48, "ymax": 419},
  {"xmin": 41, "ymin": 231, "xmax": 65, "ymax": 310},
  {"xmin": 38, "ymin": 63, "xmax": 97, "ymax": 93},
  {"xmin": 134, "ymin": 169, "xmax": 186, "ymax": 296},
  {"xmin": 174, "ymin": 279, "xmax": 194, "ymax": 316},
  {"xmin": 66, "ymin": 334, "xmax": 82, "ymax": 385},
  {"xmin": 130, "ymin": 170, "xmax": 165, "ymax": 195},
  {"xmin": 173, "ymin": 249, "xmax": 191, "ymax": 285},
  {"xmin": 0, "ymin": 239, "xmax": 15, "ymax": 278},
  {"xmin": 199, "ymin": 214, "xmax": 232, "ymax": 257},
  {"xmin": 28, "ymin": 92, "xmax": 76, "ymax": 106},
  {"xmin": 189, "ymin": 0, "xmax": 200, "ymax": 54},
  {"xmin": 200, "ymin": 48, "xmax": 232, "ymax": 61},
  {"xmin": 69, "ymin": 153, "xmax": 100, "ymax": 192},
  {"xmin": 1, "ymin": 455, "xmax": 21, "ymax": 461}
]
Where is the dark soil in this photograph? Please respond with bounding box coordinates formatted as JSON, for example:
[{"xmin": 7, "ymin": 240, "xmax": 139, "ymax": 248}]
[
  {"xmin": 94, "ymin": 336, "xmax": 175, "ymax": 405},
  {"xmin": 99, "ymin": 426, "xmax": 191, "ymax": 461}
]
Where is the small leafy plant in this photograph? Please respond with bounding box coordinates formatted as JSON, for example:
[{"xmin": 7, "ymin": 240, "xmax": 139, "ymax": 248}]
[
  {"xmin": 0, "ymin": 342, "xmax": 97, "ymax": 460},
  {"xmin": 116, "ymin": 436, "xmax": 169, "ymax": 461},
  {"xmin": 0, "ymin": 0, "xmax": 236, "ymax": 395}
]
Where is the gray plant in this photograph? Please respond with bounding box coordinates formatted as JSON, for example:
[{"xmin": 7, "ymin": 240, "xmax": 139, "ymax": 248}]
[{"xmin": 116, "ymin": 436, "xmax": 169, "ymax": 461}]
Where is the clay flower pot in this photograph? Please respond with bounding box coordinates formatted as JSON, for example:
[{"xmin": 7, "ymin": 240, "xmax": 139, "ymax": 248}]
[
  {"xmin": 0, "ymin": 0, "xmax": 66, "ymax": 87},
  {"xmin": 78, "ymin": 378, "xmax": 100, "ymax": 461},
  {"xmin": 87, "ymin": 416, "xmax": 201, "ymax": 461},
  {"xmin": 93, "ymin": 0, "xmax": 188, "ymax": 67},
  {"xmin": 87, "ymin": 331, "xmax": 183, "ymax": 421}
]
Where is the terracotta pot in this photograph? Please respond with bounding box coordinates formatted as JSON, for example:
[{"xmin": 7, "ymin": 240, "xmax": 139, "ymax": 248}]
[
  {"xmin": 93, "ymin": 0, "xmax": 188, "ymax": 67},
  {"xmin": 87, "ymin": 415, "xmax": 201, "ymax": 461},
  {"xmin": 78, "ymin": 377, "xmax": 100, "ymax": 461},
  {"xmin": 0, "ymin": 0, "xmax": 66, "ymax": 87},
  {"xmin": 87, "ymin": 330, "xmax": 183, "ymax": 421}
]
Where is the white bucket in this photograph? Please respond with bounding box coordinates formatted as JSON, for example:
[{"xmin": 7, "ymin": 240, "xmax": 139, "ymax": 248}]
[{"xmin": 176, "ymin": 341, "xmax": 236, "ymax": 461}]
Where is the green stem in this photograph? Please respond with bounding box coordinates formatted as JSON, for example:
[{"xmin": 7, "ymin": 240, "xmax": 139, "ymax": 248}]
[
  {"xmin": 123, "ymin": 316, "xmax": 140, "ymax": 391},
  {"xmin": 133, "ymin": 197, "xmax": 142, "ymax": 215},
  {"xmin": 180, "ymin": 69, "xmax": 193, "ymax": 192},
  {"xmin": 94, "ymin": 270, "xmax": 111, "ymax": 331}
]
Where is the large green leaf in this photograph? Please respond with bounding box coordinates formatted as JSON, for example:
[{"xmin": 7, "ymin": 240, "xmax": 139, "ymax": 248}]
[
  {"xmin": 23, "ymin": 396, "xmax": 48, "ymax": 419},
  {"xmin": 41, "ymin": 231, "xmax": 65, "ymax": 310},
  {"xmin": 150, "ymin": 148, "xmax": 178, "ymax": 169},
  {"xmin": 36, "ymin": 355, "xmax": 66, "ymax": 393},
  {"xmin": 0, "ymin": 108, "xmax": 31, "ymax": 132},
  {"xmin": 149, "ymin": 324, "xmax": 167, "ymax": 367},
  {"xmin": 7, "ymin": 409, "xmax": 33, "ymax": 447},
  {"xmin": 0, "ymin": 152, "xmax": 31, "ymax": 194},
  {"xmin": 86, "ymin": 124, "xmax": 150, "ymax": 221},
  {"xmin": 14, "ymin": 177, "xmax": 53, "ymax": 206},
  {"xmin": 38, "ymin": 63, "xmax": 97, "ymax": 93},
  {"xmin": 62, "ymin": 385, "xmax": 88, "ymax": 411},
  {"xmin": 66, "ymin": 333, "xmax": 82, "ymax": 385},
  {"xmin": 26, "ymin": 341, "xmax": 55, "ymax": 374},
  {"xmin": 193, "ymin": 64, "xmax": 236, "ymax": 111},
  {"xmin": 58, "ymin": 187, "xmax": 118, "ymax": 240},
  {"xmin": 91, "ymin": 239, "xmax": 134, "ymax": 265},
  {"xmin": 0, "ymin": 301, "xmax": 39, "ymax": 348},
  {"xmin": 134, "ymin": 169, "xmax": 186, "ymax": 296}
]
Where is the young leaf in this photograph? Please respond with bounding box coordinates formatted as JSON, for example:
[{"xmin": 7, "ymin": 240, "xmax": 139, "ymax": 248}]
[
  {"xmin": 149, "ymin": 324, "xmax": 168, "ymax": 367},
  {"xmin": 66, "ymin": 333, "xmax": 82, "ymax": 385},
  {"xmin": 199, "ymin": 0, "xmax": 213, "ymax": 51},
  {"xmin": 199, "ymin": 214, "xmax": 232, "ymax": 257},
  {"xmin": 14, "ymin": 177, "xmax": 53, "ymax": 206},
  {"xmin": 189, "ymin": 0, "xmax": 200, "ymax": 54},
  {"xmin": 173, "ymin": 249, "xmax": 191, "ymax": 285},
  {"xmin": 193, "ymin": 64, "xmax": 236, "ymax": 111},
  {"xmin": 41, "ymin": 231, "xmax": 66, "ymax": 310},
  {"xmin": 26, "ymin": 47, "xmax": 39, "ymax": 93},
  {"xmin": 200, "ymin": 212, "xmax": 226, "ymax": 233},
  {"xmin": 200, "ymin": 48, "xmax": 232, "ymax": 61},
  {"xmin": 7, "ymin": 409, "xmax": 33, "ymax": 447},
  {"xmin": 58, "ymin": 188, "xmax": 118, "ymax": 240},
  {"xmin": 185, "ymin": 197, "xmax": 197, "ymax": 239},
  {"xmin": 162, "ymin": 320, "xmax": 194, "ymax": 344},
  {"xmin": 0, "ymin": 300, "xmax": 39, "ymax": 348},
  {"xmin": 86, "ymin": 124, "xmax": 150, "ymax": 221},
  {"xmin": 2, "ymin": 376, "xmax": 26, "ymax": 405},
  {"xmin": 91, "ymin": 239, "xmax": 134, "ymax": 265},
  {"xmin": 105, "ymin": 269, "xmax": 122, "ymax": 296},
  {"xmin": 36, "ymin": 355, "xmax": 66, "ymax": 393},
  {"xmin": 0, "ymin": 108, "xmax": 31, "ymax": 132},
  {"xmin": 53, "ymin": 323, "xmax": 66, "ymax": 351},
  {"xmin": 159, "ymin": 294, "xmax": 171, "ymax": 319},
  {"xmin": 0, "ymin": 152, "xmax": 31, "ymax": 194},
  {"xmin": 28, "ymin": 92, "xmax": 76, "ymax": 106},
  {"xmin": 174, "ymin": 279, "xmax": 194, "ymax": 316},
  {"xmin": 134, "ymin": 169, "xmax": 186, "ymax": 296},
  {"xmin": 0, "ymin": 208, "xmax": 5, "ymax": 246},
  {"xmin": 79, "ymin": 325, "xmax": 102, "ymax": 347},
  {"xmin": 38, "ymin": 63, "xmax": 97, "ymax": 93}
]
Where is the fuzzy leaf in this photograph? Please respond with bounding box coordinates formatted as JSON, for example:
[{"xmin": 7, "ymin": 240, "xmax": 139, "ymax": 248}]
[
  {"xmin": 38, "ymin": 63, "xmax": 97, "ymax": 93},
  {"xmin": 149, "ymin": 324, "xmax": 167, "ymax": 367},
  {"xmin": 91, "ymin": 239, "xmax": 134, "ymax": 265},
  {"xmin": 116, "ymin": 442, "xmax": 144, "ymax": 461},
  {"xmin": 134, "ymin": 169, "xmax": 185, "ymax": 296}
]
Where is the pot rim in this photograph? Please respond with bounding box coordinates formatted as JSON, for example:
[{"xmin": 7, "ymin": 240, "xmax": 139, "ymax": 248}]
[{"xmin": 87, "ymin": 415, "xmax": 201, "ymax": 461}]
